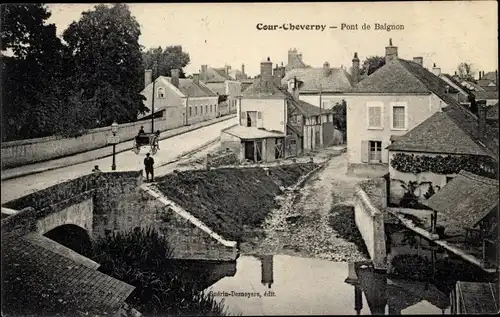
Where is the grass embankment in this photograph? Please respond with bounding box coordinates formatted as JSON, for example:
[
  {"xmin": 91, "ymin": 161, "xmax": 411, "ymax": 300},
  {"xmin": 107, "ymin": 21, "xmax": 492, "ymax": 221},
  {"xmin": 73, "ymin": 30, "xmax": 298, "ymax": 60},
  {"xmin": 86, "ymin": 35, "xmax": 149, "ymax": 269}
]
[
  {"xmin": 155, "ymin": 163, "xmax": 318, "ymax": 241},
  {"xmin": 92, "ymin": 227, "xmax": 231, "ymax": 316},
  {"xmin": 328, "ymin": 196, "xmax": 370, "ymax": 257}
]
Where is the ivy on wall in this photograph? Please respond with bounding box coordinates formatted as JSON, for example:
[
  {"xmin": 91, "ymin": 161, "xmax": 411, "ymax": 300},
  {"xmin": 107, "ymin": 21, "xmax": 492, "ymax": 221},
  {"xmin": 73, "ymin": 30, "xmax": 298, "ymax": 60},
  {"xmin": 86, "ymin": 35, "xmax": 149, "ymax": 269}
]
[{"xmin": 390, "ymin": 153, "xmax": 497, "ymax": 178}]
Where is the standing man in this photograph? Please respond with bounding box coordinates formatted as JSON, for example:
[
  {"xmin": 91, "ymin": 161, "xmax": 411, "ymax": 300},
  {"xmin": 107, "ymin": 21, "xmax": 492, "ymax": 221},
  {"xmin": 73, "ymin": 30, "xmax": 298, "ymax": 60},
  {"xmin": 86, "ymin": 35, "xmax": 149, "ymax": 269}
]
[{"xmin": 144, "ymin": 153, "xmax": 155, "ymax": 182}]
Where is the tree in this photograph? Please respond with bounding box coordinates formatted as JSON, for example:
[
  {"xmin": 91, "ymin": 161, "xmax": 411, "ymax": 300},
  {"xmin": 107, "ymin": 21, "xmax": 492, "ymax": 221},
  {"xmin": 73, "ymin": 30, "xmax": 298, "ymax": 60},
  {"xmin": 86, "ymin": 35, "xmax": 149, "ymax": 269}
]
[
  {"xmin": 142, "ymin": 46, "xmax": 190, "ymax": 78},
  {"xmin": 360, "ymin": 56, "xmax": 386, "ymax": 76},
  {"xmin": 1, "ymin": 4, "xmax": 68, "ymax": 140},
  {"xmin": 331, "ymin": 100, "xmax": 347, "ymax": 140},
  {"xmin": 63, "ymin": 4, "xmax": 147, "ymax": 126},
  {"xmin": 456, "ymin": 62, "xmax": 475, "ymax": 81}
]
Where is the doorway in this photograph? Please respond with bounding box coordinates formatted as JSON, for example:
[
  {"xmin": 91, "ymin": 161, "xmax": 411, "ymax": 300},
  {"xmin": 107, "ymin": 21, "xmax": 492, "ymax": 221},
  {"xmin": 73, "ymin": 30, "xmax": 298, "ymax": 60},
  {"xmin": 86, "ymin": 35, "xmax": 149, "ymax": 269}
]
[{"xmin": 244, "ymin": 141, "xmax": 255, "ymax": 161}]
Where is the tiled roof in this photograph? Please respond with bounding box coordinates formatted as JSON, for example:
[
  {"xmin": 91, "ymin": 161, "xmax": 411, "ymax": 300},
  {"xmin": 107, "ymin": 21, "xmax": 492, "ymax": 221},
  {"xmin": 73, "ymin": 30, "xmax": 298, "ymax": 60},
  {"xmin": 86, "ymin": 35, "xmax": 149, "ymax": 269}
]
[
  {"xmin": 288, "ymin": 99, "xmax": 331, "ymax": 117},
  {"xmin": 475, "ymin": 91, "xmax": 499, "ymax": 100},
  {"xmin": 241, "ymin": 78, "xmax": 288, "ymax": 99},
  {"xmin": 440, "ymin": 74, "xmax": 473, "ymax": 96},
  {"xmin": 483, "ymin": 71, "xmax": 498, "ymax": 82},
  {"xmin": 2, "ymin": 235, "xmax": 135, "ymax": 316},
  {"xmin": 481, "ymin": 85, "xmax": 499, "ymax": 92},
  {"xmin": 462, "ymin": 81, "xmax": 485, "ymax": 92},
  {"xmin": 282, "ymin": 68, "xmax": 353, "ymax": 93},
  {"xmin": 487, "ymin": 103, "xmax": 499, "ymax": 120},
  {"xmin": 201, "ymin": 67, "xmax": 234, "ymax": 82},
  {"xmin": 386, "ymin": 107, "xmax": 495, "ymax": 157},
  {"xmin": 141, "ymin": 76, "xmax": 217, "ymax": 98},
  {"xmin": 424, "ymin": 170, "xmax": 499, "ymax": 228}
]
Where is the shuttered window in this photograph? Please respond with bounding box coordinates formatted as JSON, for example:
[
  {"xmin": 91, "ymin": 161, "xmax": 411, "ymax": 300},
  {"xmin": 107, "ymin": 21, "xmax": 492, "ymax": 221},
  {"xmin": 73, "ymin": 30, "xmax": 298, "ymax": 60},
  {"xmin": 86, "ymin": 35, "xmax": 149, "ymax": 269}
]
[
  {"xmin": 367, "ymin": 102, "xmax": 383, "ymax": 129},
  {"xmin": 369, "ymin": 141, "xmax": 382, "ymax": 162}
]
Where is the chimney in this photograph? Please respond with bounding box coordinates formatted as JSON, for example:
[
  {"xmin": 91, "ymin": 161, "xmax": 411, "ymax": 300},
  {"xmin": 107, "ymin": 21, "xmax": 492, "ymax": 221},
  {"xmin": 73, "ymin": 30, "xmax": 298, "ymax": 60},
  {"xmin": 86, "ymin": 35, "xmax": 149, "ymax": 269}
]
[
  {"xmin": 385, "ymin": 38, "xmax": 398, "ymax": 63},
  {"xmin": 413, "ymin": 56, "xmax": 423, "ymax": 66},
  {"xmin": 225, "ymin": 64, "xmax": 230, "ymax": 76},
  {"xmin": 144, "ymin": 69, "xmax": 153, "ymax": 88},
  {"xmin": 241, "ymin": 63, "xmax": 245, "ymax": 75},
  {"xmin": 260, "ymin": 57, "xmax": 273, "ymax": 85},
  {"xmin": 201, "ymin": 65, "xmax": 208, "ymax": 81},
  {"xmin": 288, "ymin": 48, "xmax": 298, "ymax": 65},
  {"xmin": 193, "ymin": 73, "xmax": 200, "ymax": 85},
  {"xmin": 432, "ymin": 63, "xmax": 441, "ymax": 76},
  {"xmin": 289, "ymin": 77, "xmax": 302, "ymax": 100},
  {"xmin": 171, "ymin": 69, "xmax": 180, "ymax": 88},
  {"xmin": 478, "ymin": 100, "xmax": 487, "ymax": 138},
  {"xmin": 351, "ymin": 52, "xmax": 360, "ymax": 84},
  {"xmin": 323, "ymin": 61, "xmax": 331, "ymax": 77},
  {"xmin": 479, "ymin": 71, "xmax": 482, "ymax": 79}
]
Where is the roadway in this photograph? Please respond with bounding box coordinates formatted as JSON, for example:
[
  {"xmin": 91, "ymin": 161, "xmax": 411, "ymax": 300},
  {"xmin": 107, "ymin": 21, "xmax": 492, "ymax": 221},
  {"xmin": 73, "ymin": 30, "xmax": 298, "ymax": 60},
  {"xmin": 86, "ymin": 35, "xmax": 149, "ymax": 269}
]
[{"xmin": 1, "ymin": 118, "xmax": 237, "ymax": 204}]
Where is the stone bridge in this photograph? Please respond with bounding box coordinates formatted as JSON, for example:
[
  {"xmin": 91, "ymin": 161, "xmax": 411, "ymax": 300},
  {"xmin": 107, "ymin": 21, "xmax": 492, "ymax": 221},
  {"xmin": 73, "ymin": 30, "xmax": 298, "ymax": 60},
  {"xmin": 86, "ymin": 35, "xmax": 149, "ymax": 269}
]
[{"xmin": 1, "ymin": 171, "xmax": 238, "ymax": 262}]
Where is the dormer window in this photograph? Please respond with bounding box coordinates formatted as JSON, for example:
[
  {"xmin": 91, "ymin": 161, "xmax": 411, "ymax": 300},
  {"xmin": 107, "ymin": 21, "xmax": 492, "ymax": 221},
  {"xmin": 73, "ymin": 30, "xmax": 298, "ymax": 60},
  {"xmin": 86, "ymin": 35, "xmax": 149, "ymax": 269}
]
[{"xmin": 157, "ymin": 87, "xmax": 165, "ymax": 99}]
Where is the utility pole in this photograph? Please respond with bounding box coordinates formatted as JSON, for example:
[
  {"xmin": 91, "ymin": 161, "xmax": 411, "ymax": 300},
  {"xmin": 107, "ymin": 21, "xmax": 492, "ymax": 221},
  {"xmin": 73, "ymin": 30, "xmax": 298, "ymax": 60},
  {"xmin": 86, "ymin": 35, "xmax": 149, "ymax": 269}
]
[
  {"xmin": 319, "ymin": 84, "xmax": 323, "ymax": 148},
  {"xmin": 151, "ymin": 61, "xmax": 158, "ymax": 133}
]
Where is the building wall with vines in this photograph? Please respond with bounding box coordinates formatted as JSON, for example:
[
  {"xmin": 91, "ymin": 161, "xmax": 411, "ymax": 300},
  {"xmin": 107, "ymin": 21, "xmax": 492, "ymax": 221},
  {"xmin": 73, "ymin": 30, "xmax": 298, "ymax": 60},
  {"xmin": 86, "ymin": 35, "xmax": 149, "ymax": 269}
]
[{"xmin": 388, "ymin": 150, "xmax": 497, "ymax": 205}]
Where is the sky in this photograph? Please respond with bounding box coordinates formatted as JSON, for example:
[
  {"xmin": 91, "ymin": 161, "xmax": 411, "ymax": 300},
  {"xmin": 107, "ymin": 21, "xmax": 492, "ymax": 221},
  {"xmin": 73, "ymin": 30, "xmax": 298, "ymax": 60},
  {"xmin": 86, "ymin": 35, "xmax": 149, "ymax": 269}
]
[{"xmin": 45, "ymin": 2, "xmax": 498, "ymax": 77}]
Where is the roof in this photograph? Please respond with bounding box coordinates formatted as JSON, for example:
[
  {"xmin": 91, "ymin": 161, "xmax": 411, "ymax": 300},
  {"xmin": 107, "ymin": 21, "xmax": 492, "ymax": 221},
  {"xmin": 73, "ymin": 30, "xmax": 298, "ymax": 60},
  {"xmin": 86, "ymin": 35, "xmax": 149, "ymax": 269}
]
[
  {"xmin": 282, "ymin": 67, "xmax": 353, "ymax": 93},
  {"xmin": 475, "ymin": 90, "xmax": 499, "ymax": 100},
  {"xmin": 482, "ymin": 71, "xmax": 498, "ymax": 82},
  {"xmin": 289, "ymin": 99, "xmax": 330, "ymax": 117},
  {"xmin": 222, "ymin": 125, "xmax": 285, "ymax": 140},
  {"xmin": 241, "ymin": 78, "xmax": 288, "ymax": 99},
  {"xmin": 461, "ymin": 80, "xmax": 485, "ymax": 92},
  {"xmin": 386, "ymin": 106, "xmax": 496, "ymax": 157},
  {"xmin": 201, "ymin": 67, "xmax": 234, "ymax": 82},
  {"xmin": 424, "ymin": 170, "xmax": 499, "ymax": 228},
  {"xmin": 440, "ymin": 74, "xmax": 473, "ymax": 97},
  {"xmin": 487, "ymin": 103, "xmax": 499, "ymax": 120},
  {"xmin": 2, "ymin": 234, "xmax": 135, "ymax": 316},
  {"xmin": 141, "ymin": 76, "xmax": 218, "ymax": 98}
]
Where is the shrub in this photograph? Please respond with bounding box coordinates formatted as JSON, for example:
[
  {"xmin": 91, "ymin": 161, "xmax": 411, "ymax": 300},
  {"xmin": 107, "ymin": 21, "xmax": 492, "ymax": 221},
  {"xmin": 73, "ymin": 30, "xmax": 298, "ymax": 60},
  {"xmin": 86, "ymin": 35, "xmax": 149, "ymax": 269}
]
[{"xmin": 91, "ymin": 227, "xmax": 230, "ymax": 316}]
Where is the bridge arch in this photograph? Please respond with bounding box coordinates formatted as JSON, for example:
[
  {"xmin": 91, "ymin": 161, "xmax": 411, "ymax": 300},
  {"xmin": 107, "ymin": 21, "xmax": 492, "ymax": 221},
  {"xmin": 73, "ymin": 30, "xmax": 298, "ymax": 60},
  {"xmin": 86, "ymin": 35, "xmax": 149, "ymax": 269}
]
[
  {"xmin": 35, "ymin": 198, "xmax": 93, "ymax": 237},
  {"xmin": 43, "ymin": 224, "xmax": 93, "ymax": 257}
]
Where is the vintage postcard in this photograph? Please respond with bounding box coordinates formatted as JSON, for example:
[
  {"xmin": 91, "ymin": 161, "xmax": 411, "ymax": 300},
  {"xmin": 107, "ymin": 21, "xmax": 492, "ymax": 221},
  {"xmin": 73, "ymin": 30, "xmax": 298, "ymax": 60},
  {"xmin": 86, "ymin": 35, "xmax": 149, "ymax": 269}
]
[{"xmin": 1, "ymin": 1, "xmax": 498, "ymax": 316}]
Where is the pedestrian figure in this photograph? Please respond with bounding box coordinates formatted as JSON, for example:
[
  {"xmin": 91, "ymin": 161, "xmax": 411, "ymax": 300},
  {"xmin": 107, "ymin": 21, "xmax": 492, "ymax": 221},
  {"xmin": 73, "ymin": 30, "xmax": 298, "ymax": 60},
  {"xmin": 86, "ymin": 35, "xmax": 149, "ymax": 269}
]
[
  {"xmin": 138, "ymin": 126, "xmax": 145, "ymax": 135},
  {"xmin": 92, "ymin": 165, "xmax": 101, "ymax": 173},
  {"xmin": 155, "ymin": 130, "xmax": 161, "ymax": 150},
  {"xmin": 144, "ymin": 153, "xmax": 155, "ymax": 182}
]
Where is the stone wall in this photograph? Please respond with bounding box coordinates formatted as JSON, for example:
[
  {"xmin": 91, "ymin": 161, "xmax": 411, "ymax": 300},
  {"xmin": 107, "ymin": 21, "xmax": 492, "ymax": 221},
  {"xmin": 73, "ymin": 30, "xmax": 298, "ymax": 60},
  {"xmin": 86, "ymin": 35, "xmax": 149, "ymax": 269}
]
[
  {"xmin": 1, "ymin": 114, "xmax": 236, "ymax": 169},
  {"xmin": 353, "ymin": 182, "xmax": 387, "ymax": 270},
  {"xmin": 92, "ymin": 174, "xmax": 238, "ymax": 261}
]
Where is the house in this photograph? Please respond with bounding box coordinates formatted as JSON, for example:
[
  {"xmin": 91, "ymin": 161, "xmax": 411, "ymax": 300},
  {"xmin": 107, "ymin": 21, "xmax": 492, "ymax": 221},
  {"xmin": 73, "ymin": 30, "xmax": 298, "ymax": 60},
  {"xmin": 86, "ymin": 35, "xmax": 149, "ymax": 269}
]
[
  {"xmin": 345, "ymin": 39, "xmax": 471, "ymax": 176},
  {"xmin": 478, "ymin": 70, "xmax": 498, "ymax": 89},
  {"xmin": 220, "ymin": 57, "xmax": 335, "ymax": 163},
  {"xmin": 140, "ymin": 69, "xmax": 219, "ymax": 126},
  {"xmin": 281, "ymin": 51, "xmax": 356, "ymax": 108},
  {"xmin": 200, "ymin": 64, "xmax": 242, "ymax": 115},
  {"xmin": 386, "ymin": 101, "xmax": 499, "ymax": 204}
]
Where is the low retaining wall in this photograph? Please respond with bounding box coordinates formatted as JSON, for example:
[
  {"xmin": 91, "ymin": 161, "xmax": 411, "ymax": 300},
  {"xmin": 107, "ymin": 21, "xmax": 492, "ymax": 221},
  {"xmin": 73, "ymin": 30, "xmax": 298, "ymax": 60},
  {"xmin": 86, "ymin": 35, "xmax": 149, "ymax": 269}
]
[
  {"xmin": 1, "ymin": 114, "xmax": 235, "ymax": 169},
  {"xmin": 353, "ymin": 183, "xmax": 387, "ymax": 270}
]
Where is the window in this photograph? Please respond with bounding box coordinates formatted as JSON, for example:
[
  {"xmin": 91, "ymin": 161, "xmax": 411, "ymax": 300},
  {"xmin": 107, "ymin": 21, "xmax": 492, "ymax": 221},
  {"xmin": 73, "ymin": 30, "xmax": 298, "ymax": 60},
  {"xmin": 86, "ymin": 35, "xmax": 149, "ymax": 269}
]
[
  {"xmin": 369, "ymin": 141, "xmax": 382, "ymax": 162},
  {"xmin": 205, "ymin": 105, "xmax": 208, "ymax": 113},
  {"xmin": 157, "ymin": 87, "xmax": 165, "ymax": 98},
  {"xmin": 210, "ymin": 104, "xmax": 213, "ymax": 112},
  {"xmin": 195, "ymin": 106, "xmax": 198, "ymax": 115},
  {"xmin": 391, "ymin": 102, "xmax": 407, "ymax": 130},
  {"xmin": 247, "ymin": 111, "xmax": 257, "ymax": 127},
  {"xmin": 367, "ymin": 102, "xmax": 383, "ymax": 129},
  {"xmin": 189, "ymin": 107, "xmax": 192, "ymax": 117}
]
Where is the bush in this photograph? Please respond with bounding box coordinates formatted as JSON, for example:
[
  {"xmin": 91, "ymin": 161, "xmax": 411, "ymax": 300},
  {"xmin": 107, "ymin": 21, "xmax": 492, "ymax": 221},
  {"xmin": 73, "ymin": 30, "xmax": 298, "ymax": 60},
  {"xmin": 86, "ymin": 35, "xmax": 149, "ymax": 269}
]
[{"xmin": 91, "ymin": 227, "xmax": 230, "ymax": 316}]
